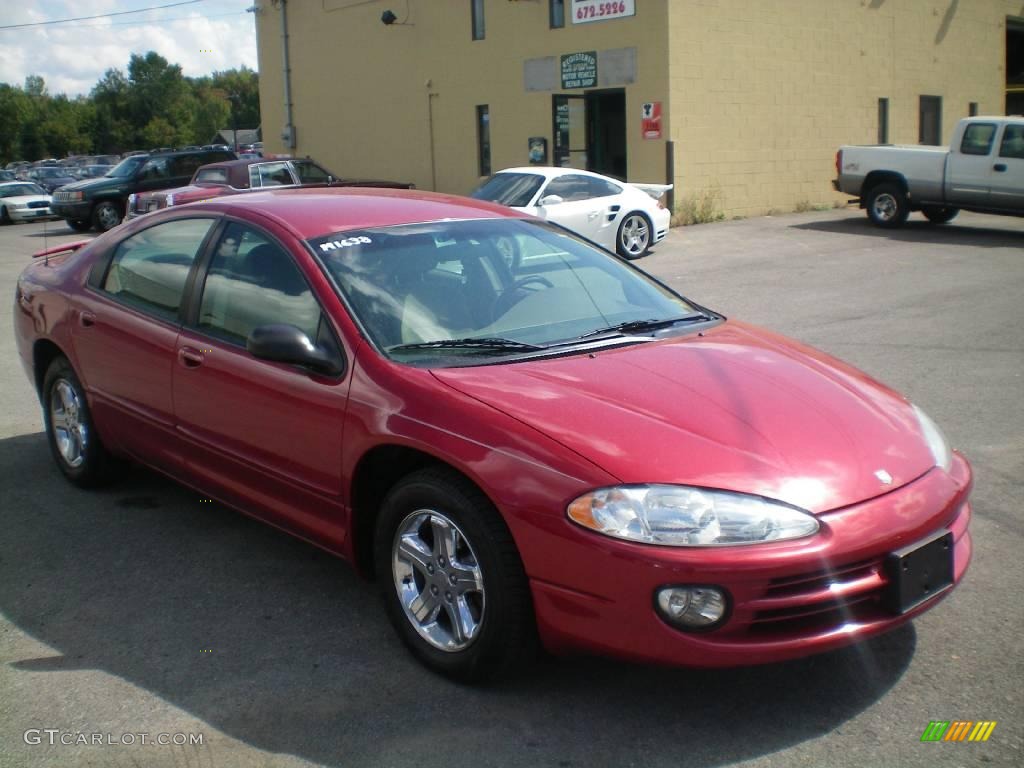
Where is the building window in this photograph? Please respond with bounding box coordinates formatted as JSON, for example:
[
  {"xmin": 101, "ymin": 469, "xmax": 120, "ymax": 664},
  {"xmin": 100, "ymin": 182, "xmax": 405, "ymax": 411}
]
[
  {"xmin": 968, "ymin": 102, "xmax": 979, "ymax": 117},
  {"xmin": 476, "ymin": 105, "xmax": 491, "ymax": 176},
  {"xmin": 919, "ymin": 95, "xmax": 942, "ymax": 146},
  {"xmin": 550, "ymin": 0, "xmax": 565, "ymax": 28},
  {"xmin": 471, "ymin": 0, "xmax": 485, "ymax": 40},
  {"xmin": 877, "ymin": 98, "xmax": 889, "ymax": 144}
]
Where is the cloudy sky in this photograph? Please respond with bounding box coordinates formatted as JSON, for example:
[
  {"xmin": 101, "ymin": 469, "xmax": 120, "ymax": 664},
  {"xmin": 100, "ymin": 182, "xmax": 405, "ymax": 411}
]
[{"xmin": 0, "ymin": 0, "xmax": 258, "ymax": 96}]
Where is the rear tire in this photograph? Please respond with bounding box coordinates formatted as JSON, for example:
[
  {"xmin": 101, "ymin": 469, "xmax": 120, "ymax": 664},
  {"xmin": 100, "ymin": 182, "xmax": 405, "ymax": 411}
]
[
  {"xmin": 42, "ymin": 356, "xmax": 120, "ymax": 487},
  {"xmin": 921, "ymin": 206, "xmax": 959, "ymax": 224},
  {"xmin": 865, "ymin": 183, "xmax": 910, "ymax": 228},
  {"xmin": 67, "ymin": 219, "xmax": 92, "ymax": 232},
  {"xmin": 616, "ymin": 211, "xmax": 652, "ymax": 259},
  {"xmin": 374, "ymin": 467, "xmax": 536, "ymax": 682},
  {"xmin": 92, "ymin": 200, "xmax": 123, "ymax": 232}
]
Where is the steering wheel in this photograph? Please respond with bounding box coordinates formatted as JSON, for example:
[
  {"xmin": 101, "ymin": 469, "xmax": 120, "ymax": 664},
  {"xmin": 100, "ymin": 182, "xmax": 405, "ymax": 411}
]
[{"xmin": 493, "ymin": 275, "xmax": 554, "ymax": 319}]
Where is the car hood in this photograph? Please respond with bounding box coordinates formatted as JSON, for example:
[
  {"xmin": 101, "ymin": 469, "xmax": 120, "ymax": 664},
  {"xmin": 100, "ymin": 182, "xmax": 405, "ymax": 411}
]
[
  {"xmin": 431, "ymin": 321, "xmax": 936, "ymax": 514},
  {"xmin": 59, "ymin": 176, "xmax": 121, "ymax": 192},
  {"xmin": 3, "ymin": 194, "xmax": 51, "ymax": 205}
]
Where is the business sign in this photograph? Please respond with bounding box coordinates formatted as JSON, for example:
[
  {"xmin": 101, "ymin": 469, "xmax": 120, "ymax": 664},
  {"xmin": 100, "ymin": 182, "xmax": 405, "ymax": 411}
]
[
  {"xmin": 560, "ymin": 51, "xmax": 597, "ymax": 89},
  {"xmin": 571, "ymin": 0, "xmax": 635, "ymax": 25},
  {"xmin": 641, "ymin": 102, "xmax": 662, "ymax": 140}
]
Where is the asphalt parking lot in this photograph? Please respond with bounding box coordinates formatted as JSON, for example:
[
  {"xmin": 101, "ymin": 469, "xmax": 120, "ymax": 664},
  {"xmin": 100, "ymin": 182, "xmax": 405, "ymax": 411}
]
[{"xmin": 1, "ymin": 209, "xmax": 1022, "ymax": 768}]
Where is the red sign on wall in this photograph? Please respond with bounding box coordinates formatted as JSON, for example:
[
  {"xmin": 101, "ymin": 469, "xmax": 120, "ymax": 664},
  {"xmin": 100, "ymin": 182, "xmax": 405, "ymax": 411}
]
[{"xmin": 642, "ymin": 102, "xmax": 662, "ymax": 140}]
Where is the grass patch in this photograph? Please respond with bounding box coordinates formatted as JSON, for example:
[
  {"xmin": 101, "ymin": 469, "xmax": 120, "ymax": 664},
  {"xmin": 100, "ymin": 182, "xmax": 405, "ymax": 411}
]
[{"xmin": 672, "ymin": 186, "xmax": 726, "ymax": 226}]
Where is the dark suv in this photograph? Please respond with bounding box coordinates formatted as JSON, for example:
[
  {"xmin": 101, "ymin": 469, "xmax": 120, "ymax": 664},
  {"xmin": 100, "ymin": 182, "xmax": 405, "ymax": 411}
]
[{"xmin": 50, "ymin": 148, "xmax": 235, "ymax": 232}]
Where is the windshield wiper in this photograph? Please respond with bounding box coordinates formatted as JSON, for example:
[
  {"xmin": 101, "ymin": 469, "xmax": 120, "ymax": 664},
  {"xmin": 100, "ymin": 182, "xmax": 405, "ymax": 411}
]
[
  {"xmin": 575, "ymin": 313, "xmax": 714, "ymax": 341},
  {"xmin": 388, "ymin": 337, "xmax": 547, "ymax": 353}
]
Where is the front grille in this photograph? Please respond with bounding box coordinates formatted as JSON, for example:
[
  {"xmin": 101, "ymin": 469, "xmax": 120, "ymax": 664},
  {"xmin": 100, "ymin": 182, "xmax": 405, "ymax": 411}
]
[
  {"xmin": 27, "ymin": 201, "xmax": 48, "ymax": 209},
  {"xmin": 742, "ymin": 557, "xmax": 887, "ymax": 637}
]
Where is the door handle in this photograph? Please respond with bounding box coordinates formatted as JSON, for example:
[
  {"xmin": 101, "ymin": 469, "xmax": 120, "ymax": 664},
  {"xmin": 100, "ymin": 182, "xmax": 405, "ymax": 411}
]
[
  {"xmin": 178, "ymin": 347, "xmax": 205, "ymax": 368},
  {"xmin": 588, "ymin": 210, "xmax": 600, "ymax": 220},
  {"xmin": 993, "ymin": 164, "xmax": 1007, "ymax": 172},
  {"xmin": 79, "ymin": 310, "xmax": 96, "ymax": 328}
]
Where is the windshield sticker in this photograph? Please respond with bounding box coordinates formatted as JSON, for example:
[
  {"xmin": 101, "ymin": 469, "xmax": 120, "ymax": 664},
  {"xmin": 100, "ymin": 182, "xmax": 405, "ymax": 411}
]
[{"xmin": 319, "ymin": 236, "xmax": 372, "ymax": 252}]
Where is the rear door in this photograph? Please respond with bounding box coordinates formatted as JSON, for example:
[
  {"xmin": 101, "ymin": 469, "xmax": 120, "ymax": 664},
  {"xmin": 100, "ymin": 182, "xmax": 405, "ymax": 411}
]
[
  {"xmin": 991, "ymin": 122, "xmax": 1024, "ymax": 211},
  {"xmin": 73, "ymin": 217, "xmax": 217, "ymax": 468},
  {"xmin": 946, "ymin": 122, "xmax": 998, "ymax": 206},
  {"xmin": 172, "ymin": 220, "xmax": 350, "ymax": 546}
]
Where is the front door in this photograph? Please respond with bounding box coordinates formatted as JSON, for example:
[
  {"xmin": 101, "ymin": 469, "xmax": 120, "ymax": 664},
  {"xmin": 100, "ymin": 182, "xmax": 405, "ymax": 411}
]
[
  {"xmin": 172, "ymin": 220, "xmax": 350, "ymax": 548},
  {"xmin": 947, "ymin": 122, "xmax": 999, "ymax": 207}
]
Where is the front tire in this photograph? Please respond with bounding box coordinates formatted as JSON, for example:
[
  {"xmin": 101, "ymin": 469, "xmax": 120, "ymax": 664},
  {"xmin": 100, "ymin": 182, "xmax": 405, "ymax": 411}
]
[
  {"xmin": 1, "ymin": 206, "xmax": 10, "ymax": 225},
  {"xmin": 616, "ymin": 211, "xmax": 652, "ymax": 259},
  {"xmin": 374, "ymin": 467, "xmax": 535, "ymax": 682},
  {"xmin": 92, "ymin": 200, "xmax": 123, "ymax": 232},
  {"xmin": 922, "ymin": 205, "xmax": 959, "ymax": 224},
  {"xmin": 67, "ymin": 218, "xmax": 92, "ymax": 232},
  {"xmin": 865, "ymin": 183, "xmax": 910, "ymax": 228},
  {"xmin": 42, "ymin": 356, "xmax": 120, "ymax": 487}
]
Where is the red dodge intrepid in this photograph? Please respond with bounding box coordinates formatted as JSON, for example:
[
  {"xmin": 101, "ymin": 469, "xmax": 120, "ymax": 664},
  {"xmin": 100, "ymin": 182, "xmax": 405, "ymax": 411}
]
[{"xmin": 14, "ymin": 188, "xmax": 972, "ymax": 681}]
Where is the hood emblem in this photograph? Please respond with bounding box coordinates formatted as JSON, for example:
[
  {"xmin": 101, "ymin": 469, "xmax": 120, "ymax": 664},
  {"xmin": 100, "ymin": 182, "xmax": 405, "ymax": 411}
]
[{"xmin": 874, "ymin": 469, "xmax": 893, "ymax": 485}]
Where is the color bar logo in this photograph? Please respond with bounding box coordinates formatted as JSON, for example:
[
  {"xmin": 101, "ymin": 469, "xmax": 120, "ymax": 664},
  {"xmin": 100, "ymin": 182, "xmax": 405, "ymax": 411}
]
[{"xmin": 921, "ymin": 721, "xmax": 997, "ymax": 742}]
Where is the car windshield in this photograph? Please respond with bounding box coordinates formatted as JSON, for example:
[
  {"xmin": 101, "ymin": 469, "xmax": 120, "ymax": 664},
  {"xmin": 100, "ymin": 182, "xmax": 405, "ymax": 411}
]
[
  {"xmin": 0, "ymin": 183, "xmax": 46, "ymax": 197},
  {"xmin": 292, "ymin": 160, "xmax": 332, "ymax": 184},
  {"xmin": 107, "ymin": 156, "xmax": 147, "ymax": 177},
  {"xmin": 310, "ymin": 219, "xmax": 708, "ymax": 365},
  {"xmin": 470, "ymin": 173, "xmax": 545, "ymax": 207},
  {"xmin": 36, "ymin": 168, "xmax": 65, "ymax": 178}
]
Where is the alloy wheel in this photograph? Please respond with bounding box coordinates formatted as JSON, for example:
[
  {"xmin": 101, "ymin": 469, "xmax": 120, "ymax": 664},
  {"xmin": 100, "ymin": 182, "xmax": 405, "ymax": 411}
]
[{"xmin": 50, "ymin": 379, "xmax": 88, "ymax": 468}]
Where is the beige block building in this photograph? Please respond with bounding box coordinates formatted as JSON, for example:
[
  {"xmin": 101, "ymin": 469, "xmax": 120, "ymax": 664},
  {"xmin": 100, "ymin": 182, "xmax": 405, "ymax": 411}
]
[{"xmin": 255, "ymin": 1, "xmax": 1023, "ymax": 218}]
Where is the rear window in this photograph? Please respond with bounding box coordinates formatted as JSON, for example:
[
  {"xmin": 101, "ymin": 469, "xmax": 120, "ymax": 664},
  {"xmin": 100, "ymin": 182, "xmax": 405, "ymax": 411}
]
[{"xmin": 195, "ymin": 168, "xmax": 229, "ymax": 184}]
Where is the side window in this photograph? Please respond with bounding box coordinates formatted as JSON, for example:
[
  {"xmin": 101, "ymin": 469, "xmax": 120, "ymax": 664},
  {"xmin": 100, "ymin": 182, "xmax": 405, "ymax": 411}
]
[
  {"xmin": 587, "ymin": 177, "xmax": 623, "ymax": 198},
  {"xmin": 195, "ymin": 168, "xmax": 228, "ymax": 184},
  {"xmin": 197, "ymin": 223, "xmax": 321, "ymax": 346},
  {"xmin": 171, "ymin": 154, "xmax": 204, "ymax": 178},
  {"xmin": 292, "ymin": 161, "xmax": 331, "ymax": 184},
  {"xmin": 249, "ymin": 162, "xmax": 294, "ymax": 188},
  {"xmin": 139, "ymin": 157, "xmax": 169, "ymax": 180},
  {"xmin": 543, "ymin": 174, "xmax": 592, "ymax": 202},
  {"xmin": 960, "ymin": 124, "xmax": 996, "ymax": 156},
  {"xmin": 102, "ymin": 218, "xmax": 215, "ymax": 321},
  {"xmin": 999, "ymin": 124, "xmax": 1024, "ymax": 160}
]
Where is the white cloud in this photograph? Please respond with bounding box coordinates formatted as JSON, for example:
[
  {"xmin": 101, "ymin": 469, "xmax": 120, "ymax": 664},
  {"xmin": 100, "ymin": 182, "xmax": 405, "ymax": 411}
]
[{"xmin": 0, "ymin": 0, "xmax": 257, "ymax": 96}]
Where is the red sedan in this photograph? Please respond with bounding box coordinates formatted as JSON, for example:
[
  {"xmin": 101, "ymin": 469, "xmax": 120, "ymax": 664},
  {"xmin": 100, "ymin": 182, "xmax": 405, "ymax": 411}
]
[{"xmin": 14, "ymin": 188, "xmax": 972, "ymax": 681}]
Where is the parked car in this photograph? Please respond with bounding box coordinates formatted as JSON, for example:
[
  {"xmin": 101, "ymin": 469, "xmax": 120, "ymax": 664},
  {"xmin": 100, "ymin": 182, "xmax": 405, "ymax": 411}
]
[
  {"xmin": 30, "ymin": 166, "xmax": 78, "ymax": 193},
  {"xmin": 0, "ymin": 181, "xmax": 55, "ymax": 223},
  {"xmin": 14, "ymin": 187, "xmax": 972, "ymax": 681},
  {"xmin": 79, "ymin": 165, "xmax": 114, "ymax": 179},
  {"xmin": 0, "ymin": 170, "xmax": 15, "ymax": 181},
  {"xmin": 50, "ymin": 147, "xmax": 236, "ymax": 232},
  {"xmin": 835, "ymin": 116, "xmax": 1024, "ymax": 227},
  {"xmin": 126, "ymin": 157, "xmax": 413, "ymax": 219},
  {"xmin": 472, "ymin": 167, "xmax": 672, "ymax": 259}
]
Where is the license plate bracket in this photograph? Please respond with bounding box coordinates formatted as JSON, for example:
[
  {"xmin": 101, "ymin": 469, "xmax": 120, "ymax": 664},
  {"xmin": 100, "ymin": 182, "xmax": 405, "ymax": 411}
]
[{"xmin": 884, "ymin": 530, "xmax": 954, "ymax": 614}]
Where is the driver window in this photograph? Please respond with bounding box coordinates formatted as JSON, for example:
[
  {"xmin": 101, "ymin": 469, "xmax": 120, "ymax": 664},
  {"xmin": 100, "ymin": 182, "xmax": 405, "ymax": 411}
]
[{"xmin": 197, "ymin": 223, "xmax": 321, "ymax": 346}]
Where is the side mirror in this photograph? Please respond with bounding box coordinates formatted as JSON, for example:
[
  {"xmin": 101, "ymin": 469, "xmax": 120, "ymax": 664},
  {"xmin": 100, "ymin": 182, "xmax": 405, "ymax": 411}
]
[
  {"xmin": 247, "ymin": 324, "xmax": 342, "ymax": 376},
  {"xmin": 539, "ymin": 194, "xmax": 564, "ymax": 207}
]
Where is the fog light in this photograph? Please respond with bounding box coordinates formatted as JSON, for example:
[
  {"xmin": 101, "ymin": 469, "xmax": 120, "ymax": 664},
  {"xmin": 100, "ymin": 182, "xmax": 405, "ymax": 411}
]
[{"xmin": 655, "ymin": 586, "xmax": 728, "ymax": 630}]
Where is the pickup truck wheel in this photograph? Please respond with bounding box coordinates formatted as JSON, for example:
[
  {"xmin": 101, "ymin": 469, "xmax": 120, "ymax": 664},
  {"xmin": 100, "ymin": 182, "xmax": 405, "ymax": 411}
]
[
  {"xmin": 865, "ymin": 183, "xmax": 910, "ymax": 228},
  {"xmin": 92, "ymin": 201, "xmax": 123, "ymax": 232},
  {"xmin": 922, "ymin": 206, "xmax": 959, "ymax": 224},
  {"xmin": 67, "ymin": 219, "xmax": 92, "ymax": 232}
]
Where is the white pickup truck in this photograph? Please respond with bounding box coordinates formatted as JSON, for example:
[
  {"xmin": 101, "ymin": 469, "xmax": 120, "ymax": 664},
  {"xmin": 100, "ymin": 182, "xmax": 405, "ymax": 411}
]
[{"xmin": 834, "ymin": 116, "xmax": 1024, "ymax": 227}]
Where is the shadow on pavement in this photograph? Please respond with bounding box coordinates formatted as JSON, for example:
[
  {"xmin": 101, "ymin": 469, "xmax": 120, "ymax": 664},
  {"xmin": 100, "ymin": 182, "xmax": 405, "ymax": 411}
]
[
  {"xmin": 0, "ymin": 432, "xmax": 915, "ymax": 767},
  {"xmin": 791, "ymin": 216, "xmax": 1024, "ymax": 248}
]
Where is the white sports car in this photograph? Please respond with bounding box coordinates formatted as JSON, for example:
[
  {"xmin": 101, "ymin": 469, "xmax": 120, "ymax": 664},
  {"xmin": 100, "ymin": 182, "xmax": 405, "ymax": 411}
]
[
  {"xmin": 0, "ymin": 182, "xmax": 55, "ymax": 224},
  {"xmin": 471, "ymin": 167, "xmax": 672, "ymax": 259}
]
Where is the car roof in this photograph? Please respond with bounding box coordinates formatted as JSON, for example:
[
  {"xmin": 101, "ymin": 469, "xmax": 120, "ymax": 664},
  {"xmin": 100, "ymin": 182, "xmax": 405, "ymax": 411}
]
[
  {"xmin": 496, "ymin": 166, "xmax": 623, "ymax": 182},
  {"xmin": 188, "ymin": 187, "xmax": 530, "ymax": 239},
  {"xmin": 196, "ymin": 158, "xmax": 277, "ymax": 171}
]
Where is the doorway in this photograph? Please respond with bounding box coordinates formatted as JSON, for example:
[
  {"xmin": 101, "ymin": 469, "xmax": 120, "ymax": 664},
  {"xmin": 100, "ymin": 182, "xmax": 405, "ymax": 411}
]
[{"xmin": 552, "ymin": 88, "xmax": 626, "ymax": 179}]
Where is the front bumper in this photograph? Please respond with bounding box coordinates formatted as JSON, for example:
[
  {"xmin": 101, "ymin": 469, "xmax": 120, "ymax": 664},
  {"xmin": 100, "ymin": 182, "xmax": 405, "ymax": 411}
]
[
  {"xmin": 51, "ymin": 200, "xmax": 92, "ymax": 220},
  {"xmin": 517, "ymin": 453, "xmax": 972, "ymax": 667},
  {"xmin": 9, "ymin": 206, "xmax": 57, "ymax": 222}
]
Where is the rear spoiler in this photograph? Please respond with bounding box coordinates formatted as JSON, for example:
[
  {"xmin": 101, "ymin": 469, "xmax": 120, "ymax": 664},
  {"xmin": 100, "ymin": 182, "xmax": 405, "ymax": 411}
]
[
  {"xmin": 32, "ymin": 240, "xmax": 91, "ymax": 260},
  {"xmin": 630, "ymin": 183, "xmax": 673, "ymax": 200}
]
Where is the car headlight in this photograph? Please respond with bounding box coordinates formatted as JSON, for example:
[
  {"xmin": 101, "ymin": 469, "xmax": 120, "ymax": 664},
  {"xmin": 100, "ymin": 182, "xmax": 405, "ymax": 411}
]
[
  {"xmin": 912, "ymin": 404, "xmax": 952, "ymax": 471},
  {"xmin": 567, "ymin": 485, "xmax": 819, "ymax": 546}
]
